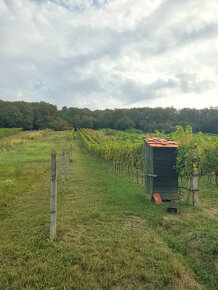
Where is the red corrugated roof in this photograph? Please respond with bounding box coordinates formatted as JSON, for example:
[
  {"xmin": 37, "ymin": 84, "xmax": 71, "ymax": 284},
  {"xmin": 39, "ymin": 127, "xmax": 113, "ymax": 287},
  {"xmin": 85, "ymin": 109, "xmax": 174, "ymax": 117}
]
[{"xmin": 144, "ymin": 137, "xmax": 178, "ymax": 148}]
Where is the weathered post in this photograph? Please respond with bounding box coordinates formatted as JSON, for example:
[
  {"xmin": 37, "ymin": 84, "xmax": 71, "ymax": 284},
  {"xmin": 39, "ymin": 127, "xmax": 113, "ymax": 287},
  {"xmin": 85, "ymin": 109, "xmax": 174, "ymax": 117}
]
[
  {"xmin": 70, "ymin": 143, "xmax": 73, "ymax": 156},
  {"xmin": 50, "ymin": 150, "xmax": 57, "ymax": 239},
  {"xmin": 192, "ymin": 168, "xmax": 199, "ymax": 207},
  {"xmin": 62, "ymin": 152, "xmax": 65, "ymax": 184},
  {"xmin": 66, "ymin": 152, "xmax": 70, "ymax": 174},
  {"xmin": 68, "ymin": 152, "xmax": 70, "ymax": 169},
  {"xmin": 186, "ymin": 177, "xmax": 192, "ymax": 204}
]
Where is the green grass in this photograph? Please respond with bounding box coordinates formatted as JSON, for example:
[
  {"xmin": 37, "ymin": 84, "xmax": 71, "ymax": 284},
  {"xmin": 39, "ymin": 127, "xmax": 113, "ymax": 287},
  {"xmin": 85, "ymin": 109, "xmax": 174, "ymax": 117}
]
[
  {"xmin": 0, "ymin": 131, "xmax": 70, "ymax": 221},
  {"xmin": 0, "ymin": 128, "xmax": 22, "ymax": 139},
  {"xmin": 0, "ymin": 132, "xmax": 217, "ymax": 289},
  {"xmin": 81, "ymin": 147, "xmax": 218, "ymax": 288}
]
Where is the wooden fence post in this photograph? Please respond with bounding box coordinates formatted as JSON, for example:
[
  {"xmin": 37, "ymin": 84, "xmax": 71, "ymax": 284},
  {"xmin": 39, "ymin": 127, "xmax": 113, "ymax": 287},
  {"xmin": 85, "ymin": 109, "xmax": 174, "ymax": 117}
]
[
  {"xmin": 66, "ymin": 152, "xmax": 70, "ymax": 175},
  {"xmin": 192, "ymin": 168, "xmax": 199, "ymax": 207},
  {"xmin": 70, "ymin": 143, "xmax": 73, "ymax": 156},
  {"xmin": 62, "ymin": 152, "xmax": 65, "ymax": 183},
  {"xmin": 67, "ymin": 153, "xmax": 70, "ymax": 172},
  {"xmin": 186, "ymin": 177, "xmax": 192, "ymax": 204},
  {"xmin": 50, "ymin": 150, "xmax": 57, "ymax": 239}
]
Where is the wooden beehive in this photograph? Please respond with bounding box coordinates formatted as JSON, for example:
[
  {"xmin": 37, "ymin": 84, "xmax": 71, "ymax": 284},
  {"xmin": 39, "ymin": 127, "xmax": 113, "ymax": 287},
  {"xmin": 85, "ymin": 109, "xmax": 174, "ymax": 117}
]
[{"xmin": 144, "ymin": 137, "xmax": 178, "ymax": 201}]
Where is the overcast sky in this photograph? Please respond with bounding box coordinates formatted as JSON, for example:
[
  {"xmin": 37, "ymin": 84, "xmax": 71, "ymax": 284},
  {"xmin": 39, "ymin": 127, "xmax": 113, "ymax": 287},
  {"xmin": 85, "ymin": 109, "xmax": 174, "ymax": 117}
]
[{"xmin": 0, "ymin": 0, "xmax": 218, "ymax": 110}]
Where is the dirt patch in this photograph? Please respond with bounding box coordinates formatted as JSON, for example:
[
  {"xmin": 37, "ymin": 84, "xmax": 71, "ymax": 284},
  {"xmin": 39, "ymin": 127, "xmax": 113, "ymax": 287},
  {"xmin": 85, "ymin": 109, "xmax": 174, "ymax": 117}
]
[
  {"xmin": 123, "ymin": 214, "xmax": 145, "ymax": 230},
  {"xmin": 61, "ymin": 226, "xmax": 85, "ymax": 243},
  {"xmin": 201, "ymin": 198, "xmax": 218, "ymax": 209},
  {"xmin": 127, "ymin": 214, "xmax": 144, "ymax": 221},
  {"xmin": 203, "ymin": 208, "xmax": 218, "ymax": 219},
  {"xmin": 162, "ymin": 215, "xmax": 178, "ymax": 226},
  {"xmin": 170, "ymin": 274, "xmax": 203, "ymax": 289}
]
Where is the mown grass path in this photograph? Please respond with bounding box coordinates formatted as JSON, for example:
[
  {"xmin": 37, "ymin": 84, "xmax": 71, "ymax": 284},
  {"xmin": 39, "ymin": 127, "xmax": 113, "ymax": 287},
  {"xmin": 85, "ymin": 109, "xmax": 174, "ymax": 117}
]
[{"xmin": 0, "ymin": 136, "xmax": 208, "ymax": 289}]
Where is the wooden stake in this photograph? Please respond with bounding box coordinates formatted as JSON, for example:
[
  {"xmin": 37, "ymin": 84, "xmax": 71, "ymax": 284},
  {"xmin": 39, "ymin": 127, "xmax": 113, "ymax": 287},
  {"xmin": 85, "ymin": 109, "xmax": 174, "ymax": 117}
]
[
  {"xmin": 50, "ymin": 150, "xmax": 57, "ymax": 239},
  {"xmin": 186, "ymin": 177, "xmax": 192, "ymax": 204},
  {"xmin": 66, "ymin": 153, "xmax": 70, "ymax": 174},
  {"xmin": 192, "ymin": 169, "xmax": 199, "ymax": 207},
  {"xmin": 62, "ymin": 152, "xmax": 65, "ymax": 183}
]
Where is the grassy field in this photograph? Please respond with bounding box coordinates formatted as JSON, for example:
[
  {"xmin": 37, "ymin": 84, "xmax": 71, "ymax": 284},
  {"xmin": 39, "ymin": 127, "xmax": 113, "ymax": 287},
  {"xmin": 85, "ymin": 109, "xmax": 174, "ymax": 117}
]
[
  {"xmin": 0, "ymin": 128, "xmax": 22, "ymax": 139},
  {"xmin": 0, "ymin": 131, "xmax": 217, "ymax": 289}
]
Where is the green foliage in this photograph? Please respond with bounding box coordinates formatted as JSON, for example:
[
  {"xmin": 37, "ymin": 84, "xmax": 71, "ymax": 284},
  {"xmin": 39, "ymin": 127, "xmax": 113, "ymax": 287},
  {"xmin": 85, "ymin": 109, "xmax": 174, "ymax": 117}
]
[
  {"xmin": 60, "ymin": 106, "xmax": 218, "ymax": 134},
  {"xmin": 114, "ymin": 117, "xmax": 135, "ymax": 130},
  {"xmin": 171, "ymin": 126, "xmax": 218, "ymax": 177},
  {"xmin": 78, "ymin": 128, "xmax": 145, "ymax": 174},
  {"xmin": 79, "ymin": 127, "xmax": 218, "ymax": 187},
  {"xmin": 126, "ymin": 128, "xmax": 143, "ymax": 134},
  {"xmin": 0, "ymin": 100, "xmax": 70, "ymax": 130},
  {"xmin": 1, "ymin": 100, "xmax": 218, "ymax": 134}
]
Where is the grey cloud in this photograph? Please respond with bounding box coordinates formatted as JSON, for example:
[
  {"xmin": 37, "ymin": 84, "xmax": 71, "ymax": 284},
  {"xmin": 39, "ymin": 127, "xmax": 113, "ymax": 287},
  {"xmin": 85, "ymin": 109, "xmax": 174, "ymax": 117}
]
[
  {"xmin": 115, "ymin": 78, "xmax": 178, "ymax": 105},
  {"xmin": 67, "ymin": 77, "xmax": 102, "ymax": 93},
  {"xmin": 131, "ymin": 81, "xmax": 174, "ymax": 104},
  {"xmin": 171, "ymin": 23, "xmax": 218, "ymax": 48},
  {"xmin": 30, "ymin": 0, "xmax": 109, "ymax": 11},
  {"xmin": 175, "ymin": 73, "xmax": 213, "ymax": 93},
  {"xmin": 0, "ymin": 0, "xmax": 217, "ymax": 109},
  {"xmin": 114, "ymin": 75, "xmax": 214, "ymax": 107}
]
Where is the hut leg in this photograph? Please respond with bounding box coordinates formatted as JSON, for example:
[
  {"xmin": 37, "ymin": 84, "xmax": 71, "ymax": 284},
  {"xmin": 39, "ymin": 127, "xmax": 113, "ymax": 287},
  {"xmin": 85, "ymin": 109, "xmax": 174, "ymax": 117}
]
[{"xmin": 186, "ymin": 177, "xmax": 192, "ymax": 204}]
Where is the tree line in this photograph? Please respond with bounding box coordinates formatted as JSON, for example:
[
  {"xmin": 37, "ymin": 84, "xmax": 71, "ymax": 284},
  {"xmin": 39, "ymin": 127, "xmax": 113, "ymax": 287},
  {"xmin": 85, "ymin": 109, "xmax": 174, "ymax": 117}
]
[
  {"xmin": 60, "ymin": 105, "xmax": 218, "ymax": 134},
  {"xmin": 0, "ymin": 100, "xmax": 68, "ymax": 130},
  {"xmin": 0, "ymin": 100, "xmax": 217, "ymax": 134}
]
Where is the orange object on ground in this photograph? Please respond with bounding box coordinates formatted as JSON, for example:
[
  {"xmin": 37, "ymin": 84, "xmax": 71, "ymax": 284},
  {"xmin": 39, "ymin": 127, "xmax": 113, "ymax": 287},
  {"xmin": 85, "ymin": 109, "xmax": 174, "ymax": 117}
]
[{"xmin": 153, "ymin": 193, "xmax": 162, "ymax": 204}]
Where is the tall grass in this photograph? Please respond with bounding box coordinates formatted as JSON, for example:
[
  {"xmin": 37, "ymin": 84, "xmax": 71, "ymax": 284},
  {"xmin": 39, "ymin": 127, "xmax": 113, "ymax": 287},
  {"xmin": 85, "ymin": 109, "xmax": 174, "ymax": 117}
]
[
  {"xmin": 0, "ymin": 131, "xmax": 43, "ymax": 151},
  {"xmin": 0, "ymin": 128, "xmax": 22, "ymax": 139}
]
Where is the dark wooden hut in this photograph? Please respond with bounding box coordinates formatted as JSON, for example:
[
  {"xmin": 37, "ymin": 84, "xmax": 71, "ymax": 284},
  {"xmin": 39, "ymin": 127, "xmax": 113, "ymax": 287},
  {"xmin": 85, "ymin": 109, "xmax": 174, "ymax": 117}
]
[{"xmin": 144, "ymin": 137, "xmax": 178, "ymax": 201}]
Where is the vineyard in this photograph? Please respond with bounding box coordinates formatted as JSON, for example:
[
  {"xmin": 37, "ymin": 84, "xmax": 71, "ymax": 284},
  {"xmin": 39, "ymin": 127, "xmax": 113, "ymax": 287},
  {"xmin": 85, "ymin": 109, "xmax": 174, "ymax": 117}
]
[
  {"xmin": 0, "ymin": 129, "xmax": 217, "ymax": 289},
  {"xmin": 78, "ymin": 127, "xmax": 218, "ymax": 190}
]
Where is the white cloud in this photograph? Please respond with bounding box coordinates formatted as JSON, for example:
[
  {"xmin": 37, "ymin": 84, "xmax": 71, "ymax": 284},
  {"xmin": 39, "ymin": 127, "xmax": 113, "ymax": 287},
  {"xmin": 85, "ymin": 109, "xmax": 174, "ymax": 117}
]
[{"xmin": 0, "ymin": 0, "xmax": 217, "ymax": 109}]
